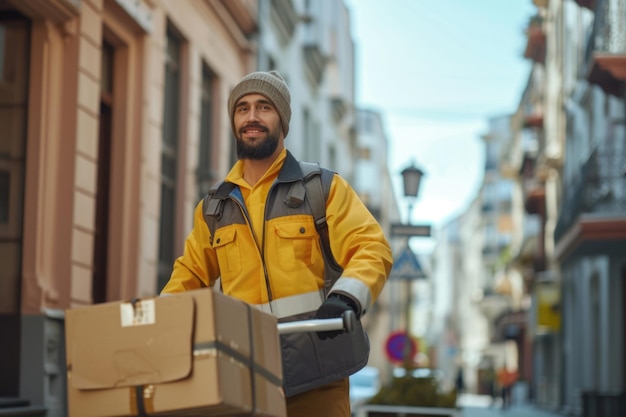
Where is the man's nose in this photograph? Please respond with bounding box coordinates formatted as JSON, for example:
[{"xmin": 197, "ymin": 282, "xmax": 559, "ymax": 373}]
[{"xmin": 245, "ymin": 107, "xmax": 260, "ymax": 121}]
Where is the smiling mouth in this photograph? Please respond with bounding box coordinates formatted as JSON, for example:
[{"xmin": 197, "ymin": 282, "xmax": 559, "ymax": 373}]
[{"xmin": 240, "ymin": 125, "xmax": 268, "ymax": 139}]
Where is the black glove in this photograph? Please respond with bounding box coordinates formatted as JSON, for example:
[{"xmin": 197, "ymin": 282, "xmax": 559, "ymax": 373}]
[{"xmin": 315, "ymin": 294, "xmax": 357, "ymax": 340}]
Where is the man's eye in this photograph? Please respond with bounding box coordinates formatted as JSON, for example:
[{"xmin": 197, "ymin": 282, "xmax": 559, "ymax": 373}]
[{"xmin": 237, "ymin": 106, "xmax": 248, "ymax": 113}]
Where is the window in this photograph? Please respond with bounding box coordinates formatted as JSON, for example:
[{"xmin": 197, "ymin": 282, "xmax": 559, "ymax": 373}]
[
  {"xmin": 197, "ymin": 64, "xmax": 215, "ymax": 200},
  {"xmin": 158, "ymin": 27, "xmax": 182, "ymax": 291}
]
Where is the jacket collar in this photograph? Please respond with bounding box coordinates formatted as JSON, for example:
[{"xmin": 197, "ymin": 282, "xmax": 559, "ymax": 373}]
[{"xmin": 277, "ymin": 151, "xmax": 304, "ymax": 183}]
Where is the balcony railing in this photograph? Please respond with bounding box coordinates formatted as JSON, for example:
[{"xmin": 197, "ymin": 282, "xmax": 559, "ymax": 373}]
[
  {"xmin": 584, "ymin": 0, "xmax": 626, "ymax": 95},
  {"xmin": 582, "ymin": 391, "xmax": 626, "ymax": 417},
  {"xmin": 590, "ymin": 0, "xmax": 626, "ymax": 55},
  {"xmin": 554, "ymin": 139, "xmax": 626, "ymax": 241}
]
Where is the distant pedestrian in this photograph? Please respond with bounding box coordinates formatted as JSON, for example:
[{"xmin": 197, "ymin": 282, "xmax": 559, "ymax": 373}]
[
  {"xmin": 455, "ymin": 368, "xmax": 465, "ymax": 394},
  {"xmin": 486, "ymin": 367, "xmax": 497, "ymax": 407},
  {"xmin": 497, "ymin": 367, "xmax": 518, "ymax": 409}
]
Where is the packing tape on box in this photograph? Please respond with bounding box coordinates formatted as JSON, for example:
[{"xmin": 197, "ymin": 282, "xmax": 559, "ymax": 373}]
[
  {"xmin": 130, "ymin": 384, "xmax": 155, "ymax": 416},
  {"xmin": 191, "ymin": 340, "xmax": 281, "ymax": 387}
]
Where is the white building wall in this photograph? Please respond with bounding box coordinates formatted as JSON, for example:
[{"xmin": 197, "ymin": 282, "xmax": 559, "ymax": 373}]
[
  {"xmin": 351, "ymin": 107, "xmax": 403, "ymax": 383},
  {"xmin": 257, "ymin": 0, "xmax": 356, "ymax": 173},
  {"xmin": 354, "ymin": 110, "xmax": 385, "ymax": 208},
  {"xmin": 318, "ymin": 0, "xmax": 355, "ymax": 178},
  {"xmin": 457, "ymin": 195, "xmax": 490, "ymax": 392},
  {"xmin": 429, "ymin": 217, "xmax": 463, "ymax": 389}
]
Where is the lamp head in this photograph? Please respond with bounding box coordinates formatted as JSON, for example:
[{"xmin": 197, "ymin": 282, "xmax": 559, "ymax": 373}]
[{"xmin": 401, "ymin": 164, "xmax": 424, "ymax": 198}]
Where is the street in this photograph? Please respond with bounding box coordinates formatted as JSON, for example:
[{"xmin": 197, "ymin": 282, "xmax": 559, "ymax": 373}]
[{"xmin": 459, "ymin": 394, "xmax": 566, "ymax": 417}]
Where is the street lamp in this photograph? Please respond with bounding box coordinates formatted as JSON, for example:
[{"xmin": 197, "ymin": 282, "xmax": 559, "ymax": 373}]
[
  {"xmin": 401, "ymin": 164, "xmax": 424, "ymax": 224},
  {"xmin": 400, "ymin": 162, "xmax": 424, "ymax": 369}
]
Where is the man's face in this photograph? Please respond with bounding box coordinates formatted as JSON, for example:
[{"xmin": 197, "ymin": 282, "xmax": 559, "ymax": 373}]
[{"xmin": 233, "ymin": 93, "xmax": 283, "ymax": 160}]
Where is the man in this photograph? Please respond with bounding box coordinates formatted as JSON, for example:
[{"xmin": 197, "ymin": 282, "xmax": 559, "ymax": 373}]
[{"xmin": 162, "ymin": 70, "xmax": 392, "ymax": 417}]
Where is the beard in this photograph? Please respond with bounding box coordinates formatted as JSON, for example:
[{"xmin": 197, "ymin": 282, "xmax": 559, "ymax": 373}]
[{"xmin": 236, "ymin": 124, "xmax": 280, "ymax": 160}]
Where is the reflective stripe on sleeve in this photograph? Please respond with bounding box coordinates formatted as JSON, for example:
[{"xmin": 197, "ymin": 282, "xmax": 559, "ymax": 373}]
[{"xmin": 253, "ymin": 290, "xmax": 325, "ymax": 319}]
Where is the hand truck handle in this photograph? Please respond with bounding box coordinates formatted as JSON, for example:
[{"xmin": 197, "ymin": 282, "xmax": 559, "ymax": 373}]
[{"xmin": 277, "ymin": 310, "xmax": 357, "ymax": 335}]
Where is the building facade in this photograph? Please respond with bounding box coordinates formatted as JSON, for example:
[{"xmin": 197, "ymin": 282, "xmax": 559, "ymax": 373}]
[
  {"xmin": 1, "ymin": 0, "xmax": 258, "ymax": 414},
  {"xmin": 432, "ymin": 2, "xmax": 626, "ymax": 415},
  {"xmin": 462, "ymin": 0, "xmax": 626, "ymax": 414},
  {"xmin": 554, "ymin": 0, "xmax": 626, "ymax": 414}
]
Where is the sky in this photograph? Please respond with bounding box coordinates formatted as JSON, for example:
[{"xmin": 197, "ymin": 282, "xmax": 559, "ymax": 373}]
[{"xmin": 344, "ymin": 0, "xmax": 537, "ymax": 254}]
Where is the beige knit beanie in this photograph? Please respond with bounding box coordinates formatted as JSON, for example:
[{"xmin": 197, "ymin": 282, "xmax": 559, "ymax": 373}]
[{"xmin": 228, "ymin": 70, "xmax": 291, "ymax": 137}]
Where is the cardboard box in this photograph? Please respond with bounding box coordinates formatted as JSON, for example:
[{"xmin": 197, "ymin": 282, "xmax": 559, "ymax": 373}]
[{"xmin": 65, "ymin": 288, "xmax": 286, "ymax": 417}]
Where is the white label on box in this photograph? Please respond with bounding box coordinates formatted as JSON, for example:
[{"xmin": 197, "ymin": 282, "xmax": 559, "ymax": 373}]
[{"xmin": 120, "ymin": 300, "xmax": 156, "ymax": 327}]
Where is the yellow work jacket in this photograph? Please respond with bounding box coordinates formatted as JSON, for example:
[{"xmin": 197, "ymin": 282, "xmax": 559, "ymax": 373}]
[{"xmin": 163, "ymin": 150, "xmax": 392, "ymax": 319}]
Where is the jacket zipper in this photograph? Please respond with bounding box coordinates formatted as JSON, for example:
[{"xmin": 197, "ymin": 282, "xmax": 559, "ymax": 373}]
[
  {"xmin": 260, "ymin": 181, "xmax": 279, "ymax": 303},
  {"xmin": 228, "ymin": 190, "xmax": 275, "ymax": 305}
]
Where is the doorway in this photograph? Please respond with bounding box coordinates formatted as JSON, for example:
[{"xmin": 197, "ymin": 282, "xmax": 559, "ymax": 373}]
[{"xmin": 0, "ymin": 11, "xmax": 30, "ymax": 396}]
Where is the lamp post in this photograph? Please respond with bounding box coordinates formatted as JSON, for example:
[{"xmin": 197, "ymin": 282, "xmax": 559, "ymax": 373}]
[{"xmin": 400, "ymin": 163, "xmax": 424, "ymax": 368}]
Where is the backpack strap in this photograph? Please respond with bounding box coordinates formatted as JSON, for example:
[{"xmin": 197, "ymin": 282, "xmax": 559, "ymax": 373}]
[
  {"xmin": 203, "ymin": 181, "xmax": 236, "ymax": 245},
  {"xmin": 202, "ymin": 181, "xmax": 238, "ymax": 291},
  {"xmin": 298, "ymin": 162, "xmax": 343, "ymax": 293}
]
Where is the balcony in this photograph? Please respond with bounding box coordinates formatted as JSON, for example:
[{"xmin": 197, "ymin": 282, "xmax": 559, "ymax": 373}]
[
  {"xmin": 584, "ymin": 0, "xmax": 626, "ymax": 96},
  {"xmin": 524, "ymin": 179, "xmax": 546, "ymax": 215},
  {"xmin": 270, "ymin": 0, "xmax": 298, "ymax": 44},
  {"xmin": 329, "ymin": 98, "xmax": 346, "ymax": 123},
  {"xmin": 9, "ymin": 0, "xmax": 81, "ymax": 23},
  {"xmin": 221, "ymin": 0, "xmax": 258, "ymax": 37},
  {"xmin": 554, "ymin": 140, "xmax": 626, "ymax": 257},
  {"xmin": 519, "ymin": 152, "xmax": 546, "ymax": 216},
  {"xmin": 302, "ymin": 45, "xmax": 326, "ymax": 85},
  {"xmin": 574, "ymin": 0, "xmax": 596, "ymax": 9},
  {"xmin": 524, "ymin": 16, "xmax": 546, "ymax": 64},
  {"xmin": 524, "ymin": 112, "xmax": 544, "ymax": 129}
]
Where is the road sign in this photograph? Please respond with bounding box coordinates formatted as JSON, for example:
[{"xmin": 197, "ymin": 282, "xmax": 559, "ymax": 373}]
[
  {"xmin": 385, "ymin": 331, "xmax": 417, "ymax": 363},
  {"xmin": 391, "ymin": 223, "xmax": 431, "ymax": 238},
  {"xmin": 390, "ymin": 245, "xmax": 426, "ymax": 280}
]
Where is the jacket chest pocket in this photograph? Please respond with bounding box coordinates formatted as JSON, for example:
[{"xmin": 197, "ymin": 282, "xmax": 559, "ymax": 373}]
[
  {"xmin": 273, "ymin": 222, "xmax": 318, "ymax": 271},
  {"xmin": 212, "ymin": 226, "xmax": 242, "ymax": 281}
]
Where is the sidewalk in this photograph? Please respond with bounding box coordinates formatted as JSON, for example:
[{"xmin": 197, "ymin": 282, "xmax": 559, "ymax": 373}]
[{"xmin": 458, "ymin": 394, "xmax": 567, "ymax": 417}]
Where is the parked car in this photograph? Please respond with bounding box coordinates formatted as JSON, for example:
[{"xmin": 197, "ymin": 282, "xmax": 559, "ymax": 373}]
[
  {"xmin": 392, "ymin": 367, "xmax": 445, "ymax": 381},
  {"xmin": 349, "ymin": 366, "xmax": 381, "ymax": 412}
]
